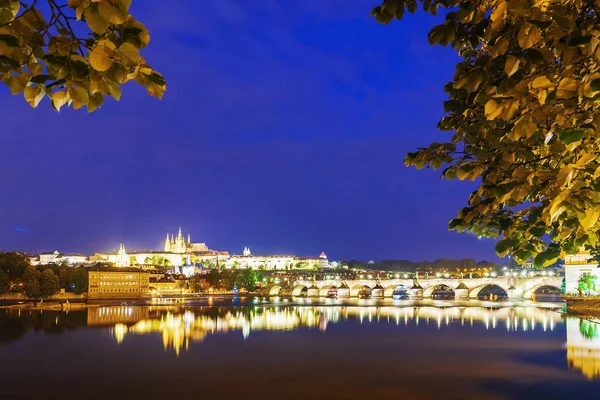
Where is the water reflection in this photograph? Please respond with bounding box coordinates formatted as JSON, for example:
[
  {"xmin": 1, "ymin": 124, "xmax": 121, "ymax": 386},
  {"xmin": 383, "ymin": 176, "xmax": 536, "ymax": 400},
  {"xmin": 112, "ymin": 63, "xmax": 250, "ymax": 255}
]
[
  {"xmin": 87, "ymin": 305, "xmax": 566, "ymax": 354},
  {"xmin": 566, "ymin": 317, "xmax": 600, "ymax": 379},
  {"xmin": 2, "ymin": 302, "xmax": 600, "ymax": 382}
]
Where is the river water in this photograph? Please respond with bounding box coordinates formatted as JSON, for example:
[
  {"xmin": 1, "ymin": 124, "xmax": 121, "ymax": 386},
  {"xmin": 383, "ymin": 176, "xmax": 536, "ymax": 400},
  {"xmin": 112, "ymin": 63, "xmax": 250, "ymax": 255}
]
[{"xmin": 1, "ymin": 297, "xmax": 600, "ymax": 399}]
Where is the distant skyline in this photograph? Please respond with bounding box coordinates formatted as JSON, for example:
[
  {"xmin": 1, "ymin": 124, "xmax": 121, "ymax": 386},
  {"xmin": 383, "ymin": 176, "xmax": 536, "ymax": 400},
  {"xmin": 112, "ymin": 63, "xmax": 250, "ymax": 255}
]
[{"xmin": 0, "ymin": 1, "xmax": 500, "ymax": 262}]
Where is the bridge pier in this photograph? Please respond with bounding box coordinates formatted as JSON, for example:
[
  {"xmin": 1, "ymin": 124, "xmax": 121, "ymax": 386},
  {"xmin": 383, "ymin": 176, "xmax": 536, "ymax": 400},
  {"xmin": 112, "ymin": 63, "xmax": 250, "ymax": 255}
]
[
  {"xmin": 409, "ymin": 284, "xmax": 423, "ymax": 300},
  {"xmin": 507, "ymin": 286, "xmax": 524, "ymax": 300},
  {"xmin": 307, "ymin": 285, "xmax": 320, "ymax": 298}
]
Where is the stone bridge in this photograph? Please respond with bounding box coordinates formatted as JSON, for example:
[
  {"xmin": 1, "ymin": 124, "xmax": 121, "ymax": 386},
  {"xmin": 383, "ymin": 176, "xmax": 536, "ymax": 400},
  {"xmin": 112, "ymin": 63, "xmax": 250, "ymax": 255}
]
[{"xmin": 264, "ymin": 276, "xmax": 563, "ymax": 300}]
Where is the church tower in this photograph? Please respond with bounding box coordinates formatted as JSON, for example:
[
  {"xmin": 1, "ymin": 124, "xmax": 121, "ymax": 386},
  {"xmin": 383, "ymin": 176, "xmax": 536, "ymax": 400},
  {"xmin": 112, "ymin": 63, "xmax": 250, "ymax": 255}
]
[
  {"xmin": 115, "ymin": 243, "xmax": 130, "ymax": 267},
  {"xmin": 164, "ymin": 233, "xmax": 171, "ymax": 252}
]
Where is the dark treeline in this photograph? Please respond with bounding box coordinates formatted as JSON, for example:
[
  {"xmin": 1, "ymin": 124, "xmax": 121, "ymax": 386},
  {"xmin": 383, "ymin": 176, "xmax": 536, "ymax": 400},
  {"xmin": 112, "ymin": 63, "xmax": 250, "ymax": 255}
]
[
  {"xmin": 342, "ymin": 258, "xmax": 501, "ymax": 272},
  {"xmin": 0, "ymin": 251, "xmax": 88, "ymax": 298},
  {"xmin": 192, "ymin": 269, "xmax": 263, "ymax": 292}
]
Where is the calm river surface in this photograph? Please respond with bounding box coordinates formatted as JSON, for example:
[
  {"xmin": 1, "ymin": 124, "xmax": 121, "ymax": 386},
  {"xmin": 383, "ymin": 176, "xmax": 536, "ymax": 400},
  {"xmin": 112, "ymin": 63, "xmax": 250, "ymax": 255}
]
[{"xmin": 1, "ymin": 297, "xmax": 600, "ymax": 399}]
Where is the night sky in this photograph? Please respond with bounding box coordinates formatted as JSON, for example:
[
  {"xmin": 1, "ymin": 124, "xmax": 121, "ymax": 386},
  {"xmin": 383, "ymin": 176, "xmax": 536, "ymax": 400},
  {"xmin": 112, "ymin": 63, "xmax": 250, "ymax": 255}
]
[{"xmin": 0, "ymin": 1, "xmax": 499, "ymax": 262}]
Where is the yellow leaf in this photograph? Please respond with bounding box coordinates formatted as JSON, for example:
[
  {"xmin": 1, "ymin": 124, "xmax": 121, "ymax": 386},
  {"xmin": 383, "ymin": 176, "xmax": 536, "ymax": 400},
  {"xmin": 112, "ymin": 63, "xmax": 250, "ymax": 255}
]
[
  {"xmin": 98, "ymin": 1, "xmax": 126, "ymax": 24},
  {"xmin": 24, "ymin": 85, "xmax": 44, "ymax": 108},
  {"xmin": 531, "ymin": 76, "xmax": 553, "ymax": 89},
  {"xmin": 504, "ymin": 55, "xmax": 520, "ymax": 77},
  {"xmin": 51, "ymin": 91, "xmax": 69, "ymax": 112},
  {"xmin": 484, "ymin": 99, "xmax": 502, "ymax": 120},
  {"xmin": 89, "ymin": 41, "xmax": 115, "ymax": 71},
  {"xmin": 517, "ymin": 23, "xmax": 541, "ymax": 49},
  {"xmin": 68, "ymin": 86, "xmax": 89, "ymax": 107},
  {"xmin": 6, "ymin": 75, "xmax": 25, "ymax": 95},
  {"xmin": 84, "ymin": 5, "xmax": 110, "ymax": 34},
  {"xmin": 507, "ymin": 117, "xmax": 537, "ymax": 140},
  {"xmin": 538, "ymin": 89, "xmax": 547, "ymax": 105},
  {"xmin": 130, "ymin": 21, "xmax": 150, "ymax": 47},
  {"xmin": 557, "ymin": 77, "xmax": 578, "ymax": 99},
  {"xmin": 489, "ymin": 1, "xmax": 507, "ymax": 31},
  {"xmin": 107, "ymin": 81, "xmax": 121, "ymax": 100},
  {"xmin": 581, "ymin": 208, "xmax": 600, "ymax": 230},
  {"xmin": 118, "ymin": 42, "xmax": 140, "ymax": 66},
  {"xmin": 87, "ymin": 92, "xmax": 104, "ymax": 113},
  {"xmin": 556, "ymin": 166, "xmax": 573, "ymax": 187}
]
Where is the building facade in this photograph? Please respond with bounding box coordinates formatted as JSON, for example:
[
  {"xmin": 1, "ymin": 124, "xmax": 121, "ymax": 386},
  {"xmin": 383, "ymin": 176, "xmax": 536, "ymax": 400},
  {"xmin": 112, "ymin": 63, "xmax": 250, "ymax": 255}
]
[
  {"xmin": 87, "ymin": 266, "xmax": 150, "ymax": 299},
  {"xmin": 564, "ymin": 250, "xmax": 600, "ymax": 294},
  {"xmin": 225, "ymin": 248, "xmax": 328, "ymax": 270},
  {"xmin": 37, "ymin": 251, "xmax": 88, "ymax": 265}
]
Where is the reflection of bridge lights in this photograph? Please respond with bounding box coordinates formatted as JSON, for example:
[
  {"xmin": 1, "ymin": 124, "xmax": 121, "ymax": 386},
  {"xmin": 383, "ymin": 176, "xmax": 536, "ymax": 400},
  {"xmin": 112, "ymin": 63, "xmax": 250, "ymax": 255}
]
[
  {"xmin": 100, "ymin": 305, "xmax": 563, "ymax": 355},
  {"xmin": 113, "ymin": 323, "xmax": 128, "ymax": 344}
]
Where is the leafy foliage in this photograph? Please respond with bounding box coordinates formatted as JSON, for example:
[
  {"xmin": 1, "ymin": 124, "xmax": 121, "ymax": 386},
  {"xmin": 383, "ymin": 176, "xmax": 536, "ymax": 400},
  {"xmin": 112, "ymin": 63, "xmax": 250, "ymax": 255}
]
[
  {"xmin": 0, "ymin": 269, "xmax": 9, "ymax": 294},
  {"xmin": 578, "ymin": 272, "xmax": 598, "ymax": 295},
  {"xmin": 40, "ymin": 268, "xmax": 59, "ymax": 297},
  {"xmin": 200, "ymin": 269, "xmax": 261, "ymax": 291},
  {"xmin": 0, "ymin": 251, "xmax": 29, "ymax": 279},
  {"xmin": 0, "ymin": 0, "xmax": 165, "ymax": 112},
  {"xmin": 22, "ymin": 265, "xmax": 41, "ymax": 298},
  {"xmin": 144, "ymin": 255, "xmax": 171, "ymax": 267},
  {"xmin": 372, "ymin": 0, "xmax": 600, "ymax": 266}
]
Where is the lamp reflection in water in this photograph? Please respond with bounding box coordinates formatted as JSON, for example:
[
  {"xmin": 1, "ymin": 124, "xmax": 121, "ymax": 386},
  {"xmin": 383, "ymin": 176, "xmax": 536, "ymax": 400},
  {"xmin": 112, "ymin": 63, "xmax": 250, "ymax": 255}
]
[{"xmin": 87, "ymin": 305, "xmax": 573, "ymax": 357}]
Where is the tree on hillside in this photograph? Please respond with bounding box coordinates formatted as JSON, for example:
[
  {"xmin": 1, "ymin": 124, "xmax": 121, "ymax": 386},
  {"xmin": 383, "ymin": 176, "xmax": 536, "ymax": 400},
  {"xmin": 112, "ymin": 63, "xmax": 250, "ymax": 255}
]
[
  {"xmin": 0, "ymin": 251, "xmax": 29, "ymax": 279},
  {"xmin": 144, "ymin": 255, "xmax": 171, "ymax": 267},
  {"xmin": 68, "ymin": 267, "xmax": 88, "ymax": 295},
  {"xmin": 372, "ymin": 0, "xmax": 600, "ymax": 266},
  {"xmin": 22, "ymin": 266, "xmax": 41, "ymax": 298},
  {"xmin": 0, "ymin": 0, "xmax": 165, "ymax": 112},
  {"xmin": 40, "ymin": 268, "xmax": 59, "ymax": 298},
  {"xmin": 0, "ymin": 270, "xmax": 9, "ymax": 294}
]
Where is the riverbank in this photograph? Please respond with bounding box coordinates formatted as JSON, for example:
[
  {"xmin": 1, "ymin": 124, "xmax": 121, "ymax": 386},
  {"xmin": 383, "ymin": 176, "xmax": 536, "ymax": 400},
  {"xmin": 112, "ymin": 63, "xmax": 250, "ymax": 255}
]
[
  {"xmin": 1, "ymin": 301, "xmax": 100, "ymax": 311},
  {"xmin": 564, "ymin": 296, "xmax": 600, "ymax": 318}
]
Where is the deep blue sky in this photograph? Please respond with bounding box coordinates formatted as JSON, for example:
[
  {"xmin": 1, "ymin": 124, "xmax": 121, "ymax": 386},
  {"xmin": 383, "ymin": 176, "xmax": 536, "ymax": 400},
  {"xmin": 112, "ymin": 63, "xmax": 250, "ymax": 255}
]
[{"xmin": 0, "ymin": 1, "xmax": 499, "ymax": 261}]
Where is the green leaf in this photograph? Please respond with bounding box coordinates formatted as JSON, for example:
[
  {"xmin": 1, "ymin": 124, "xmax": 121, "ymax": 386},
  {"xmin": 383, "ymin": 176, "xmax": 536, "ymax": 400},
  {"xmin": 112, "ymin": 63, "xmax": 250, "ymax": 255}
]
[
  {"xmin": 559, "ymin": 128, "xmax": 585, "ymax": 145},
  {"xmin": 495, "ymin": 238, "xmax": 518, "ymax": 256},
  {"xmin": 533, "ymin": 245, "xmax": 561, "ymax": 268},
  {"xmin": 30, "ymin": 74, "xmax": 53, "ymax": 84}
]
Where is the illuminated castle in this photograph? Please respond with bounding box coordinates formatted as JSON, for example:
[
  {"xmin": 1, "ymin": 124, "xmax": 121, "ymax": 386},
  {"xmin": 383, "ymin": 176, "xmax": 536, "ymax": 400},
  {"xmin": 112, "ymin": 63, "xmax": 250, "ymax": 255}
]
[{"xmin": 164, "ymin": 227, "xmax": 208, "ymax": 254}]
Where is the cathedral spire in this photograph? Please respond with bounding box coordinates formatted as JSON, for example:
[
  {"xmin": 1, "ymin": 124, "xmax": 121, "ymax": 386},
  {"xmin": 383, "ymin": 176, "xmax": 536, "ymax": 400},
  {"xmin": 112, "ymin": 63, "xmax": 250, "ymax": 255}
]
[
  {"xmin": 178, "ymin": 226, "xmax": 182, "ymax": 238},
  {"xmin": 188, "ymin": 233, "xmax": 191, "ymax": 244}
]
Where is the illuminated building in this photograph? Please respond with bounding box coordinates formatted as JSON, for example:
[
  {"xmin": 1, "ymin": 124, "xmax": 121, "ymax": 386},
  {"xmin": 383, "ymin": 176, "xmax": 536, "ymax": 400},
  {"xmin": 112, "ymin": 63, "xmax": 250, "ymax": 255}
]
[
  {"xmin": 163, "ymin": 226, "xmax": 209, "ymax": 254},
  {"xmin": 564, "ymin": 250, "xmax": 600, "ymax": 294},
  {"xmin": 149, "ymin": 275, "xmax": 187, "ymax": 295},
  {"xmin": 115, "ymin": 243, "xmax": 130, "ymax": 267},
  {"xmin": 37, "ymin": 250, "xmax": 88, "ymax": 265},
  {"xmin": 87, "ymin": 266, "xmax": 150, "ymax": 299},
  {"xmin": 225, "ymin": 247, "xmax": 328, "ymax": 270}
]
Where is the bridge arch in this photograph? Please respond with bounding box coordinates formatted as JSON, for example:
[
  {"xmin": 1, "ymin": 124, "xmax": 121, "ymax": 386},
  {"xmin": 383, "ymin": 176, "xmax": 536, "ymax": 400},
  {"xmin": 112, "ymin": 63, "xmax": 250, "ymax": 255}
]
[
  {"xmin": 350, "ymin": 284, "xmax": 371, "ymax": 297},
  {"xmin": 319, "ymin": 285, "xmax": 337, "ymax": 297},
  {"xmin": 269, "ymin": 285, "xmax": 283, "ymax": 296},
  {"xmin": 384, "ymin": 284, "xmax": 408, "ymax": 297},
  {"xmin": 423, "ymin": 284, "xmax": 455, "ymax": 299},
  {"xmin": 469, "ymin": 284, "xmax": 508, "ymax": 300},
  {"xmin": 291, "ymin": 285, "xmax": 308, "ymax": 296},
  {"xmin": 523, "ymin": 284, "xmax": 561, "ymax": 300}
]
